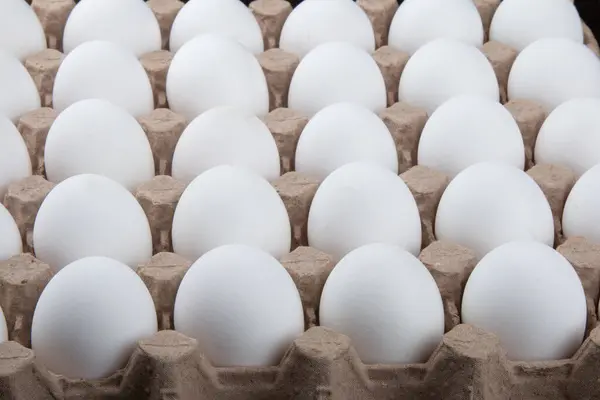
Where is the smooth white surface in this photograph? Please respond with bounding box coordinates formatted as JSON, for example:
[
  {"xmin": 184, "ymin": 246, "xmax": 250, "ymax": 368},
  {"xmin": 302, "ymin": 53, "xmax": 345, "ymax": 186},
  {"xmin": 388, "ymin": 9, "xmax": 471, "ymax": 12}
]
[
  {"xmin": 0, "ymin": 0, "xmax": 46, "ymax": 61},
  {"xmin": 508, "ymin": 38, "xmax": 600, "ymax": 111},
  {"xmin": 418, "ymin": 95, "xmax": 524, "ymax": 178},
  {"xmin": 288, "ymin": 42, "xmax": 386, "ymax": 117},
  {"xmin": 295, "ymin": 102, "xmax": 397, "ymax": 179},
  {"xmin": 172, "ymin": 165, "xmax": 291, "ymax": 261},
  {"xmin": 0, "ymin": 50, "xmax": 41, "ymax": 123},
  {"xmin": 389, "ymin": 0, "xmax": 483, "ymax": 55},
  {"xmin": 53, "ymin": 40, "xmax": 154, "ymax": 117},
  {"xmin": 31, "ymin": 256, "xmax": 157, "ymax": 379},
  {"xmin": 63, "ymin": 0, "xmax": 161, "ymax": 57},
  {"xmin": 563, "ymin": 163, "xmax": 600, "ymax": 243},
  {"xmin": 490, "ymin": 0, "xmax": 583, "ymax": 52},
  {"xmin": 45, "ymin": 99, "xmax": 155, "ymax": 191},
  {"xmin": 172, "ymin": 106, "xmax": 280, "ymax": 184},
  {"xmin": 33, "ymin": 174, "xmax": 153, "ymax": 271},
  {"xmin": 279, "ymin": 0, "xmax": 375, "ymax": 58},
  {"xmin": 0, "ymin": 305, "xmax": 7, "ymax": 343},
  {"xmin": 0, "ymin": 203, "xmax": 22, "ymax": 262},
  {"xmin": 462, "ymin": 241, "xmax": 586, "ymax": 361},
  {"xmin": 320, "ymin": 243, "xmax": 444, "ymax": 364},
  {"xmin": 167, "ymin": 34, "xmax": 269, "ymax": 121},
  {"xmin": 174, "ymin": 244, "xmax": 304, "ymax": 366},
  {"xmin": 435, "ymin": 162, "xmax": 554, "ymax": 259},
  {"xmin": 535, "ymin": 98, "xmax": 600, "ymax": 177},
  {"xmin": 398, "ymin": 38, "xmax": 499, "ymax": 115},
  {"xmin": 0, "ymin": 116, "xmax": 32, "ymax": 198},
  {"xmin": 307, "ymin": 162, "xmax": 421, "ymax": 260},
  {"xmin": 170, "ymin": 0, "xmax": 263, "ymax": 54}
]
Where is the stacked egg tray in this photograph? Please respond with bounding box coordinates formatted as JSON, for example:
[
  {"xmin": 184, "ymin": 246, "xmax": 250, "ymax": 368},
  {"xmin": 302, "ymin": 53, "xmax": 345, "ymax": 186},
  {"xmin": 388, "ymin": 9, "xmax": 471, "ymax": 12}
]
[{"xmin": 3, "ymin": 0, "xmax": 600, "ymax": 399}]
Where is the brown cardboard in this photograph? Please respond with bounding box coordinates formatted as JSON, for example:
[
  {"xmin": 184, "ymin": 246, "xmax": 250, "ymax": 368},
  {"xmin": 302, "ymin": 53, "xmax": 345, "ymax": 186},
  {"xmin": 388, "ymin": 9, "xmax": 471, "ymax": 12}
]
[
  {"xmin": 482, "ymin": 41, "xmax": 518, "ymax": 104},
  {"xmin": 16, "ymin": 108, "xmax": 58, "ymax": 176},
  {"xmin": 504, "ymin": 100, "xmax": 547, "ymax": 170},
  {"xmin": 256, "ymin": 48, "xmax": 300, "ymax": 111},
  {"xmin": 262, "ymin": 107, "xmax": 309, "ymax": 173},
  {"xmin": 372, "ymin": 45, "xmax": 410, "ymax": 106},
  {"xmin": 356, "ymin": 0, "xmax": 399, "ymax": 48},
  {"xmin": 24, "ymin": 49, "xmax": 64, "ymax": 108},
  {"xmin": 31, "ymin": 0, "xmax": 75, "ymax": 51},
  {"xmin": 583, "ymin": 22, "xmax": 600, "ymax": 57},
  {"xmin": 473, "ymin": 0, "xmax": 501, "ymax": 40},
  {"xmin": 250, "ymin": 0, "xmax": 293, "ymax": 50},
  {"xmin": 139, "ymin": 50, "xmax": 173, "ymax": 109},
  {"xmin": 147, "ymin": 0, "xmax": 184, "ymax": 50}
]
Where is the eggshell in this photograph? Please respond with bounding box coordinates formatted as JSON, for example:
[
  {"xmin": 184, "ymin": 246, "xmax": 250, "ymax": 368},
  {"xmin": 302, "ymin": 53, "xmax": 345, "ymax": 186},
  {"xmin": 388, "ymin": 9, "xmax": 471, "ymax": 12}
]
[
  {"xmin": 174, "ymin": 244, "xmax": 304, "ymax": 367},
  {"xmin": 31, "ymin": 256, "xmax": 158, "ymax": 379},
  {"xmin": 52, "ymin": 40, "xmax": 154, "ymax": 117},
  {"xmin": 435, "ymin": 162, "xmax": 554, "ymax": 259},
  {"xmin": 418, "ymin": 95, "xmax": 524, "ymax": 178},
  {"xmin": 0, "ymin": 305, "xmax": 7, "ymax": 343},
  {"xmin": 320, "ymin": 243, "xmax": 444, "ymax": 364},
  {"xmin": 508, "ymin": 38, "xmax": 600, "ymax": 111},
  {"xmin": 170, "ymin": 0, "xmax": 263, "ymax": 54},
  {"xmin": 171, "ymin": 165, "xmax": 291, "ymax": 261},
  {"xmin": 288, "ymin": 42, "xmax": 386, "ymax": 117},
  {"xmin": 307, "ymin": 162, "xmax": 421, "ymax": 260},
  {"xmin": 462, "ymin": 241, "xmax": 586, "ymax": 361},
  {"xmin": 0, "ymin": 0, "xmax": 46, "ymax": 61},
  {"xmin": 490, "ymin": 0, "xmax": 583, "ymax": 52},
  {"xmin": 0, "ymin": 116, "xmax": 32, "ymax": 198},
  {"xmin": 398, "ymin": 38, "xmax": 499, "ymax": 115},
  {"xmin": 171, "ymin": 106, "xmax": 280, "ymax": 184},
  {"xmin": 294, "ymin": 102, "xmax": 397, "ymax": 179},
  {"xmin": 562, "ymin": 163, "xmax": 600, "ymax": 243},
  {"xmin": 279, "ymin": 0, "xmax": 375, "ymax": 58},
  {"xmin": 166, "ymin": 34, "xmax": 269, "ymax": 122},
  {"xmin": 63, "ymin": 0, "xmax": 161, "ymax": 57},
  {"xmin": 388, "ymin": 0, "xmax": 483, "ymax": 55},
  {"xmin": 0, "ymin": 50, "xmax": 41, "ymax": 123},
  {"xmin": 534, "ymin": 98, "xmax": 600, "ymax": 177},
  {"xmin": 0, "ymin": 202, "xmax": 22, "ymax": 261},
  {"xmin": 33, "ymin": 174, "xmax": 153, "ymax": 271}
]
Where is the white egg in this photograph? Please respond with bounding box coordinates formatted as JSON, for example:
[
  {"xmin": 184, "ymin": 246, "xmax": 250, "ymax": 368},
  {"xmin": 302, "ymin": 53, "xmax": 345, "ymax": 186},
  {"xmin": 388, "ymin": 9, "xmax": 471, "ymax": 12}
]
[
  {"xmin": 174, "ymin": 244, "xmax": 304, "ymax": 366},
  {"xmin": 320, "ymin": 243, "xmax": 444, "ymax": 364},
  {"xmin": 0, "ymin": 50, "xmax": 41, "ymax": 123},
  {"xmin": 0, "ymin": 0, "xmax": 46, "ymax": 61},
  {"xmin": 398, "ymin": 38, "xmax": 499, "ymax": 115},
  {"xmin": 279, "ymin": 0, "xmax": 375, "ymax": 58},
  {"xmin": 288, "ymin": 41, "xmax": 386, "ymax": 117},
  {"xmin": 63, "ymin": 0, "xmax": 161, "ymax": 57},
  {"xmin": 31, "ymin": 256, "xmax": 157, "ymax": 379},
  {"xmin": 388, "ymin": 0, "xmax": 483, "ymax": 55},
  {"xmin": 534, "ymin": 98, "xmax": 600, "ymax": 177},
  {"xmin": 294, "ymin": 102, "xmax": 397, "ymax": 179},
  {"xmin": 166, "ymin": 34, "xmax": 269, "ymax": 122},
  {"xmin": 508, "ymin": 38, "xmax": 600, "ymax": 111},
  {"xmin": 0, "ymin": 116, "xmax": 32, "ymax": 198},
  {"xmin": 490, "ymin": 0, "xmax": 583, "ymax": 52},
  {"xmin": 418, "ymin": 95, "xmax": 524, "ymax": 178},
  {"xmin": 52, "ymin": 40, "xmax": 154, "ymax": 117},
  {"xmin": 0, "ymin": 304, "xmax": 7, "ymax": 342},
  {"xmin": 172, "ymin": 106, "xmax": 280, "ymax": 184},
  {"xmin": 435, "ymin": 162, "xmax": 554, "ymax": 259},
  {"xmin": 307, "ymin": 162, "xmax": 421, "ymax": 260},
  {"xmin": 462, "ymin": 241, "xmax": 586, "ymax": 361},
  {"xmin": 562, "ymin": 163, "xmax": 600, "ymax": 243},
  {"xmin": 33, "ymin": 174, "xmax": 153, "ymax": 271},
  {"xmin": 172, "ymin": 165, "xmax": 290, "ymax": 261},
  {"xmin": 0, "ymin": 203, "xmax": 22, "ymax": 261}
]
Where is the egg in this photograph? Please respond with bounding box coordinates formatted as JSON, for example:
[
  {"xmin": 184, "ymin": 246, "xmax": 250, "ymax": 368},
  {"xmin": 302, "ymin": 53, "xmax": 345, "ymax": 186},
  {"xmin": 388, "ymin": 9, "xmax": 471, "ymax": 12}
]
[
  {"xmin": 0, "ymin": 116, "xmax": 32, "ymax": 198},
  {"xmin": 62, "ymin": 0, "xmax": 161, "ymax": 57},
  {"xmin": 279, "ymin": 0, "xmax": 374, "ymax": 58},
  {"xmin": 31, "ymin": 256, "xmax": 157, "ymax": 379},
  {"xmin": 174, "ymin": 244, "xmax": 304, "ymax": 366},
  {"xmin": 52, "ymin": 40, "xmax": 154, "ymax": 117},
  {"xmin": 435, "ymin": 162, "xmax": 554, "ymax": 259},
  {"xmin": 534, "ymin": 98, "xmax": 600, "ymax": 177},
  {"xmin": 508, "ymin": 38, "xmax": 600, "ymax": 111},
  {"xmin": 490, "ymin": 0, "xmax": 583, "ymax": 52},
  {"xmin": 0, "ymin": 50, "xmax": 41, "ymax": 123},
  {"xmin": 294, "ymin": 102, "xmax": 397, "ymax": 179},
  {"xmin": 562, "ymin": 163, "xmax": 600, "ymax": 243},
  {"xmin": 171, "ymin": 165, "xmax": 290, "ymax": 261},
  {"xmin": 169, "ymin": 0, "xmax": 263, "ymax": 54},
  {"xmin": 0, "ymin": 305, "xmax": 7, "ymax": 342},
  {"xmin": 398, "ymin": 38, "xmax": 499, "ymax": 115},
  {"xmin": 320, "ymin": 243, "xmax": 444, "ymax": 364},
  {"xmin": 418, "ymin": 95, "xmax": 524, "ymax": 178},
  {"xmin": 388, "ymin": 0, "xmax": 483, "ymax": 55},
  {"xmin": 166, "ymin": 34, "xmax": 269, "ymax": 122},
  {"xmin": 462, "ymin": 241, "xmax": 586, "ymax": 361},
  {"xmin": 33, "ymin": 174, "xmax": 153, "ymax": 271},
  {"xmin": 171, "ymin": 106, "xmax": 280, "ymax": 184},
  {"xmin": 0, "ymin": 0, "xmax": 46, "ymax": 61},
  {"xmin": 307, "ymin": 162, "xmax": 421, "ymax": 260},
  {"xmin": 0, "ymin": 203, "xmax": 22, "ymax": 261}
]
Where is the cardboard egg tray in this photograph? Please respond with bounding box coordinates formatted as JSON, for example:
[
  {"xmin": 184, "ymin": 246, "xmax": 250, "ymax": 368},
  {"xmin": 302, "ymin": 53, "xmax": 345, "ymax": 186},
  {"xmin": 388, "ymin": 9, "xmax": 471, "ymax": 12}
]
[{"xmin": 2, "ymin": 0, "xmax": 600, "ymax": 399}]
